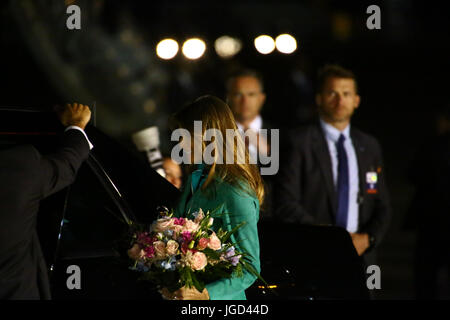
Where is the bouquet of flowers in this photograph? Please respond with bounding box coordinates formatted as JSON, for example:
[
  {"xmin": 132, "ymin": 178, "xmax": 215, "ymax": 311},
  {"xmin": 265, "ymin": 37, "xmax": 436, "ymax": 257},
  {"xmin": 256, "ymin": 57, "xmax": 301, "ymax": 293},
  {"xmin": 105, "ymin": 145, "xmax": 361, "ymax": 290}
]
[{"xmin": 126, "ymin": 207, "xmax": 264, "ymax": 293}]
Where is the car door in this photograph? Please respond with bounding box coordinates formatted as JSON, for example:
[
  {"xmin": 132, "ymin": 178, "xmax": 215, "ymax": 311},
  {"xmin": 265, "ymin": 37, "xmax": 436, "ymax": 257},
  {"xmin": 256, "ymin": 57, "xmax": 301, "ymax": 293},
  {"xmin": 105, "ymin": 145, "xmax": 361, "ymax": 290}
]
[{"xmin": 47, "ymin": 126, "xmax": 181, "ymax": 299}]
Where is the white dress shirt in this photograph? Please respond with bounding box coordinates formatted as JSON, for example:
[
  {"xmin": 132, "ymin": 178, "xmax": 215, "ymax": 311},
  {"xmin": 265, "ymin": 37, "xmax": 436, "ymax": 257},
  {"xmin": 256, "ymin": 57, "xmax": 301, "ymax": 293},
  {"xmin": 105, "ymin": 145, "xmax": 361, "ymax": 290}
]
[
  {"xmin": 236, "ymin": 115, "xmax": 262, "ymax": 163},
  {"xmin": 65, "ymin": 126, "xmax": 94, "ymax": 150},
  {"xmin": 320, "ymin": 119, "xmax": 359, "ymax": 232}
]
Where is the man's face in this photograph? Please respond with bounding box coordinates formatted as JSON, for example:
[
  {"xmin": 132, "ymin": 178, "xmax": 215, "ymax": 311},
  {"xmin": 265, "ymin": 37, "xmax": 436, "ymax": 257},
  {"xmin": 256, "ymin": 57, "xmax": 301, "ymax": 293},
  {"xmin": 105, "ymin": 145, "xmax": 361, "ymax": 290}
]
[
  {"xmin": 316, "ymin": 77, "xmax": 360, "ymax": 124},
  {"xmin": 227, "ymin": 76, "xmax": 266, "ymax": 124}
]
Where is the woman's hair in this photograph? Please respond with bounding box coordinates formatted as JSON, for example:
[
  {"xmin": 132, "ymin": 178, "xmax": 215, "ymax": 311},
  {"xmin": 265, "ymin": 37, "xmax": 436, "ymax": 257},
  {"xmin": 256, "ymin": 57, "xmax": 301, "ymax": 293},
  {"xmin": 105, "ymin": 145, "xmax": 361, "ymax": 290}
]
[{"xmin": 170, "ymin": 95, "xmax": 264, "ymax": 206}]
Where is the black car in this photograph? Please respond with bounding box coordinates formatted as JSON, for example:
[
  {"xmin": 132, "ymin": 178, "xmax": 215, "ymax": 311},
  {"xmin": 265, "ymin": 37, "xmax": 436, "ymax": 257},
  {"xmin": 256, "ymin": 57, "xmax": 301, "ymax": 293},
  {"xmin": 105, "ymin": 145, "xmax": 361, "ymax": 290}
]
[{"xmin": 0, "ymin": 106, "xmax": 370, "ymax": 300}]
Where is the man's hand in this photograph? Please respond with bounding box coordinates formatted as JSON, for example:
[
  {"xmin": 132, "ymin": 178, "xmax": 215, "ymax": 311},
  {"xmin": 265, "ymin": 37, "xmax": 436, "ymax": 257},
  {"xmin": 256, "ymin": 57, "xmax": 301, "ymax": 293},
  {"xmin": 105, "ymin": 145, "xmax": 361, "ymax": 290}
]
[
  {"xmin": 57, "ymin": 103, "xmax": 91, "ymax": 130},
  {"xmin": 350, "ymin": 232, "xmax": 370, "ymax": 256}
]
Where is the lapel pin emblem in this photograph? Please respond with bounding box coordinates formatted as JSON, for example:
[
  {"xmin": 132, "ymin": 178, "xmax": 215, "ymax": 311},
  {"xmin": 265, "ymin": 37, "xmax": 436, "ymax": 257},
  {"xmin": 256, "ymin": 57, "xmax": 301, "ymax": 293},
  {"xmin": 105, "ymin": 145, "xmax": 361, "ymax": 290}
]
[{"xmin": 366, "ymin": 171, "xmax": 378, "ymax": 194}]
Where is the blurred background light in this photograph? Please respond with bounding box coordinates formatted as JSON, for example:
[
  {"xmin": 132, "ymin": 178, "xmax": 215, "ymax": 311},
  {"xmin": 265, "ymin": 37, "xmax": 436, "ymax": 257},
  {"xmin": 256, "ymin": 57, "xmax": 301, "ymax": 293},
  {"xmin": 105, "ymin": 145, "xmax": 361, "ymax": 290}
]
[
  {"xmin": 156, "ymin": 38, "xmax": 179, "ymax": 60},
  {"xmin": 182, "ymin": 38, "xmax": 206, "ymax": 60},
  {"xmin": 275, "ymin": 34, "xmax": 297, "ymax": 54},
  {"xmin": 254, "ymin": 35, "xmax": 275, "ymax": 54},
  {"xmin": 214, "ymin": 35, "xmax": 242, "ymax": 59}
]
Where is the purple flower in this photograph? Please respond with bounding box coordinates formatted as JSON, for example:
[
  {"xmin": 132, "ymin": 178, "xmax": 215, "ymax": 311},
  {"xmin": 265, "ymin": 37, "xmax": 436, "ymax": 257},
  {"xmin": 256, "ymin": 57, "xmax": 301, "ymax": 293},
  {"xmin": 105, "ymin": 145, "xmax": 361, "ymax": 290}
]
[
  {"xmin": 224, "ymin": 246, "xmax": 235, "ymax": 257},
  {"xmin": 181, "ymin": 231, "xmax": 192, "ymax": 243},
  {"xmin": 144, "ymin": 246, "xmax": 155, "ymax": 258},
  {"xmin": 225, "ymin": 246, "xmax": 241, "ymax": 266},
  {"xmin": 173, "ymin": 217, "xmax": 185, "ymax": 226},
  {"xmin": 136, "ymin": 232, "xmax": 153, "ymax": 246},
  {"xmin": 230, "ymin": 255, "xmax": 241, "ymax": 266}
]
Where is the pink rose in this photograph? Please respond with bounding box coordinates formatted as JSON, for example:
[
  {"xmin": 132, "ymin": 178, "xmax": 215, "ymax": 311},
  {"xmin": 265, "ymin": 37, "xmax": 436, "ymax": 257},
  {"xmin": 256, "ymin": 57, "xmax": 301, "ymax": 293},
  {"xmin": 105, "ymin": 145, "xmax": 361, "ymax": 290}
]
[
  {"xmin": 185, "ymin": 251, "xmax": 208, "ymax": 271},
  {"xmin": 152, "ymin": 217, "xmax": 174, "ymax": 233},
  {"xmin": 153, "ymin": 241, "xmax": 166, "ymax": 259},
  {"xmin": 207, "ymin": 232, "xmax": 222, "ymax": 251},
  {"xmin": 166, "ymin": 240, "xmax": 179, "ymax": 255},
  {"xmin": 183, "ymin": 220, "xmax": 200, "ymax": 233},
  {"xmin": 127, "ymin": 244, "xmax": 145, "ymax": 260},
  {"xmin": 197, "ymin": 238, "xmax": 210, "ymax": 250}
]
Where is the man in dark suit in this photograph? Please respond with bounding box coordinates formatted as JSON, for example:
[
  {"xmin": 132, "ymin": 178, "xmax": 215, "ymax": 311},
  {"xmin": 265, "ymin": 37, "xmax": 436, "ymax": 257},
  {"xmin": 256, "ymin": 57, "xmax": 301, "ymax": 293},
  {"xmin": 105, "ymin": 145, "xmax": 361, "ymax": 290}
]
[
  {"xmin": 225, "ymin": 69, "xmax": 274, "ymax": 220},
  {"xmin": 0, "ymin": 103, "xmax": 92, "ymax": 299},
  {"xmin": 225, "ymin": 69, "xmax": 272, "ymax": 161},
  {"xmin": 274, "ymin": 65, "xmax": 391, "ymax": 266}
]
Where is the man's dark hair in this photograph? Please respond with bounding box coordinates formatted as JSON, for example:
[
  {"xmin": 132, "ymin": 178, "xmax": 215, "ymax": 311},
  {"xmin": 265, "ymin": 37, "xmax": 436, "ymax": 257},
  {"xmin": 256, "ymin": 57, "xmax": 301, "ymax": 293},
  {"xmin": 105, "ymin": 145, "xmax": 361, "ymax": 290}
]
[
  {"xmin": 225, "ymin": 69, "xmax": 264, "ymax": 93},
  {"xmin": 317, "ymin": 64, "xmax": 358, "ymax": 93}
]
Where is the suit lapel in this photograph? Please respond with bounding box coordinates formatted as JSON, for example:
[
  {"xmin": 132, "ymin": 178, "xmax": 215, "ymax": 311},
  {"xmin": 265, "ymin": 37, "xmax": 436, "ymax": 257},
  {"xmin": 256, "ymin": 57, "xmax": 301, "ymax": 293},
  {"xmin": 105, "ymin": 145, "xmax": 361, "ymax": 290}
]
[{"xmin": 311, "ymin": 124, "xmax": 337, "ymax": 218}]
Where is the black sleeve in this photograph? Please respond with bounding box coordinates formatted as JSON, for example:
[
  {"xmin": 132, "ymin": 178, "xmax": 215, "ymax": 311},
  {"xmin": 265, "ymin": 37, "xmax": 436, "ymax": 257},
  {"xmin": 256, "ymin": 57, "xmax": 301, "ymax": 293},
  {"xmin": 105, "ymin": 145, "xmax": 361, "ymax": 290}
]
[
  {"xmin": 35, "ymin": 129, "xmax": 91, "ymax": 199},
  {"xmin": 360, "ymin": 139, "xmax": 392, "ymax": 246},
  {"xmin": 273, "ymin": 130, "xmax": 316, "ymax": 224}
]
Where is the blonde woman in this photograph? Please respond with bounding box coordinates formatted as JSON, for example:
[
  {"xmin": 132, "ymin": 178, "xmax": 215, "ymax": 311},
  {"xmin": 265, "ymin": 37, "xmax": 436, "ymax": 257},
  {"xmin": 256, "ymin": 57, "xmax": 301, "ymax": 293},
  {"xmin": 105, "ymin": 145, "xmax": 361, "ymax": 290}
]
[{"xmin": 161, "ymin": 95, "xmax": 264, "ymax": 300}]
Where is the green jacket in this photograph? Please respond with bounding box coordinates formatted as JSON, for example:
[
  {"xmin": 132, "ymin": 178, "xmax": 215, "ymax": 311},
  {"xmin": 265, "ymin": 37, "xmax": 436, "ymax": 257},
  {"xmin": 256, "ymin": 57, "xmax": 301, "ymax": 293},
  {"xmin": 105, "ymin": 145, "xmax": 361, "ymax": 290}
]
[{"xmin": 174, "ymin": 172, "xmax": 261, "ymax": 300}]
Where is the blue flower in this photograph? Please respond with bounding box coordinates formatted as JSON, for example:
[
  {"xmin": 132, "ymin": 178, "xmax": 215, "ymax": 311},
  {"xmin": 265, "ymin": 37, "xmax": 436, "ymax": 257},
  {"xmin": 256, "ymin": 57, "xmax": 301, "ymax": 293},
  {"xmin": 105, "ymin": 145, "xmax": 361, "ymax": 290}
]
[
  {"xmin": 191, "ymin": 211, "xmax": 199, "ymax": 219},
  {"xmin": 161, "ymin": 259, "xmax": 177, "ymax": 271},
  {"xmin": 133, "ymin": 262, "xmax": 149, "ymax": 272},
  {"xmin": 225, "ymin": 246, "xmax": 235, "ymax": 258},
  {"xmin": 224, "ymin": 246, "xmax": 241, "ymax": 266}
]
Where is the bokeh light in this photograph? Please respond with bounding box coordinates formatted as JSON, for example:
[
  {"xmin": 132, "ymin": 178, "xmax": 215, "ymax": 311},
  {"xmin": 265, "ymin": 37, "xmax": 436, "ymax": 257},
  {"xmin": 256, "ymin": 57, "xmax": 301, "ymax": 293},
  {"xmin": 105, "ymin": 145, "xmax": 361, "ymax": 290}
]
[
  {"xmin": 156, "ymin": 39, "xmax": 179, "ymax": 60},
  {"xmin": 275, "ymin": 34, "xmax": 297, "ymax": 54},
  {"xmin": 254, "ymin": 35, "xmax": 275, "ymax": 54},
  {"xmin": 182, "ymin": 38, "xmax": 206, "ymax": 60},
  {"xmin": 214, "ymin": 36, "xmax": 242, "ymax": 58}
]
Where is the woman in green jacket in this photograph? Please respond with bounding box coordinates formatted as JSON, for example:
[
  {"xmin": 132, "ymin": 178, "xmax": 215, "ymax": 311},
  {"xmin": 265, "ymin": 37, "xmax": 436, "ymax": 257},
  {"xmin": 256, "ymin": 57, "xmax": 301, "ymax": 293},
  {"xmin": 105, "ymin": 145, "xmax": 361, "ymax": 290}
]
[{"xmin": 161, "ymin": 95, "xmax": 264, "ymax": 300}]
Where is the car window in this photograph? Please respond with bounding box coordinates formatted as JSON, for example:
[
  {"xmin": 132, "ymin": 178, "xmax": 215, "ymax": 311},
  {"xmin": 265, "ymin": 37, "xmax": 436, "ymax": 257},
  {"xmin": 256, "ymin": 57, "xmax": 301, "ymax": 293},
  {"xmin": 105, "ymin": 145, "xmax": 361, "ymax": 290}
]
[{"xmin": 57, "ymin": 160, "xmax": 132, "ymax": 261}]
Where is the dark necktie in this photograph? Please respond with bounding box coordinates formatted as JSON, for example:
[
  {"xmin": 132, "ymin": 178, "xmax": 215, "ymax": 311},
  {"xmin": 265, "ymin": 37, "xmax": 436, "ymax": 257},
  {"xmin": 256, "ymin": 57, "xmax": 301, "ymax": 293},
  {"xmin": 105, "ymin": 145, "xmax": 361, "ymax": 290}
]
[{"xmin": 336, "ymin": 134, "xmax": 349, "ymax": 229}]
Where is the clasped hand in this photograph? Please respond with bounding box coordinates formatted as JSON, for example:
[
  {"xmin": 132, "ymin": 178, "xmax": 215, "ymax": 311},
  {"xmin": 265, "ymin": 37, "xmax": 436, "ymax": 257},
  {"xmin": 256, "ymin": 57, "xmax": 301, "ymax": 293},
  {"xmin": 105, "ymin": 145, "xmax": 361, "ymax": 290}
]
[{"xmin": 349, "ymin": 232, "xmax": 370, "ymax": 256}]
